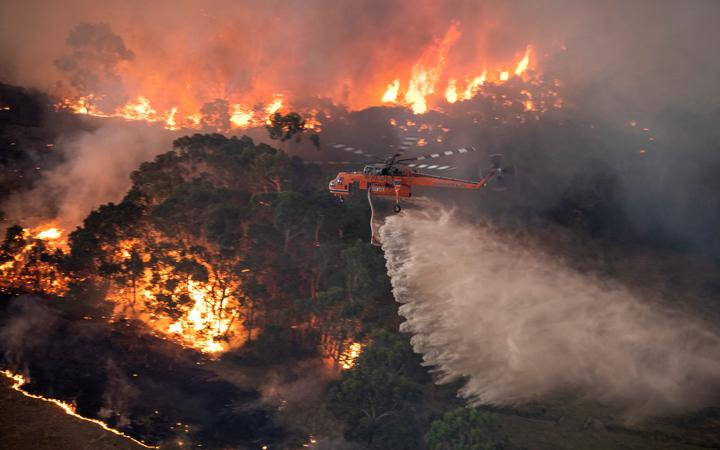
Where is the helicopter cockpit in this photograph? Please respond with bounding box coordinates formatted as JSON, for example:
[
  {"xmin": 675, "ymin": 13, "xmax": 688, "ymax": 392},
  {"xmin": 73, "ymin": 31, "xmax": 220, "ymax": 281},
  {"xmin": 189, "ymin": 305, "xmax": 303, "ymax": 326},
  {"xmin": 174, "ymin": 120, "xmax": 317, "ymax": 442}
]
[{"xmin": 363, "ymin": 164, "xmax": 402, "ymax": 176}]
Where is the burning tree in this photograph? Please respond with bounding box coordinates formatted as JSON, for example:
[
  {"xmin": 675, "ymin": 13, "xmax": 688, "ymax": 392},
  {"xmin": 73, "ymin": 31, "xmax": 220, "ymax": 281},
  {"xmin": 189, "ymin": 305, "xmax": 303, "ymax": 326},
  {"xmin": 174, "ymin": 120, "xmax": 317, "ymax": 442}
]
[
  {"xmin": 51, "ymin": 133, "xmax": 390, "ymax": 359},
  {"xmin": 0, "ymin": 224, "xmax": 69, "ymax": 295}
]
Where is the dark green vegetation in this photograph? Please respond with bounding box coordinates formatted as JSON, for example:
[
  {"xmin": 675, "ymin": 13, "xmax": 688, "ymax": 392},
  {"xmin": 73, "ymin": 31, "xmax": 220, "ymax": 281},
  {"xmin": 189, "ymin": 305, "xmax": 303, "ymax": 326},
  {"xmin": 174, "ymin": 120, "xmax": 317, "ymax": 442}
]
[{"xmin": 425, "ymin": 408, "xmax": 509, "ymax": 450}]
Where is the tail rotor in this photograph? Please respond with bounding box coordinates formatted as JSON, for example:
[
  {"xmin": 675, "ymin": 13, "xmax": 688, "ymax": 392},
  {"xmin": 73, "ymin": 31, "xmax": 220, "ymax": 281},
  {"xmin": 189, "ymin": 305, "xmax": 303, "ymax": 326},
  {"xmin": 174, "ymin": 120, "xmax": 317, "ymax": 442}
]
[{"xmin": 489, "ymin": 154, "xmax": 516, "ymax": 191}]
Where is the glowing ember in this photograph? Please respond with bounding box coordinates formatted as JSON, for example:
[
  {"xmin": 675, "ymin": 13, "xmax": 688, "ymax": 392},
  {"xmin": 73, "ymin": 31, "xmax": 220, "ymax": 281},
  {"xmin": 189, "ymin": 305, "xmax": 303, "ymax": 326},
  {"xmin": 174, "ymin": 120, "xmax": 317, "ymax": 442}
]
[
  {"xmin": 1, "ymin": 370, "xmax": 158, "ymax": 448},
  {"xmin": 521, "ymin": 89, "xmax": 535, "ymax": 111}
]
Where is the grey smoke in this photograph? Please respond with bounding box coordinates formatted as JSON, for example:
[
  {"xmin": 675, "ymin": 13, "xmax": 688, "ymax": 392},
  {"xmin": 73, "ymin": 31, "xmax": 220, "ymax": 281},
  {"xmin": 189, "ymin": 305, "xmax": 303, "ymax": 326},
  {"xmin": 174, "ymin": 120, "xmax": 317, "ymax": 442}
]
[
  {"xmin": 0, "ymin": 295, "xmax": 59, "ymax": 370},
  {"xmin": 4, "ymin": 122, "xmax": 172, "ymax": 230},
  {"xmin": 98, "ymin": 359, "xmax": 139, "ymax": 429},
  {"xmin": 380, "ymin": 204, "xmax": 720, "ymax": 420},
  {"xmin": 1, "ymin": 1, "xmax": 718, "ymax": 113},
  {"xmin": 1, "ymin": 0, "xmax": 719, "ymax": 236}
]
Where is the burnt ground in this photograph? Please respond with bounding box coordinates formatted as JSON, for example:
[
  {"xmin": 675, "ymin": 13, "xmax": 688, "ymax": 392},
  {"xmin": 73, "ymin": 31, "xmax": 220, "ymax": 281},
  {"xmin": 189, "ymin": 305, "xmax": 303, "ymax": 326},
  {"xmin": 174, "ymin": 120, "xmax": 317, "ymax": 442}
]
[{"xmin": 0, "ymin": 374, "xmax": 145, "ymax": 450}]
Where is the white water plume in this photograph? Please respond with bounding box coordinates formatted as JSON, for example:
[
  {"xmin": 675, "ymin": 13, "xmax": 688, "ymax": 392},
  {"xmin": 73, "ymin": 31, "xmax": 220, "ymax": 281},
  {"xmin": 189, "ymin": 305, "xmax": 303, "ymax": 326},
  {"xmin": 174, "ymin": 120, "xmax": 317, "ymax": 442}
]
[{"xmin": 380, "ymin": 203, "xmax": 720, "ymax": 420}]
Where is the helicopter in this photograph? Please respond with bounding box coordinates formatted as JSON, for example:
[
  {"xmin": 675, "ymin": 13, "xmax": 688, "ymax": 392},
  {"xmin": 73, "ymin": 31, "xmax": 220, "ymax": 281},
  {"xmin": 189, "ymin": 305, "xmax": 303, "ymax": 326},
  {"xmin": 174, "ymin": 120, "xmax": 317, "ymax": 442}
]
[{"xmin": 327, "ymin": 138, "xmax": 513, "ymax": 213}]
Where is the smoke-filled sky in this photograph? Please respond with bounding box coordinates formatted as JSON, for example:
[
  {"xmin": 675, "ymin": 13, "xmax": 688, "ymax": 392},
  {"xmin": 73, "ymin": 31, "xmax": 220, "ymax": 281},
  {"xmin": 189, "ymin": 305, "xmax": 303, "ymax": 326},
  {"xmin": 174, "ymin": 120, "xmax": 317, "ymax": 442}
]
[
  {"xmin": 2, "ymin": 0, "xmax": 720, "ymax": 239},
  {"xmin": 2, "ymin": 0, "xmax": 720, "ymax": 425},
  {"xmin": 1, "ymin": 0, "xmax": 719, "ymax": 114}
]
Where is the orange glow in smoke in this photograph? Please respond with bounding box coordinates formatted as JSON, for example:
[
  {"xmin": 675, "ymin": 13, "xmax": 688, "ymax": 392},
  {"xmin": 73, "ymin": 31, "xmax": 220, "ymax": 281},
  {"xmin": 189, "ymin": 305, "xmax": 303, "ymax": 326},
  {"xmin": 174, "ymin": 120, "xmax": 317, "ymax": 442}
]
[{"xmin": 53, "ymin": 20, "xmax": 549, "ymax": 129}]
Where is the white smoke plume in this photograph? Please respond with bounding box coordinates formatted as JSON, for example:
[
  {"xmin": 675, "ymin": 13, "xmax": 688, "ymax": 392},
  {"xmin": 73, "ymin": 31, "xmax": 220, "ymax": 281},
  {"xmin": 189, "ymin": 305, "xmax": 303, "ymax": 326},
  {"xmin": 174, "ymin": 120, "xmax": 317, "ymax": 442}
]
[
  {"xmin": 380, "ymin": 203, "xmax": 720, "ymax": 420},
  {"xmin": 4, "ymin": 122, "xmax": 172, "ymax": 230}
]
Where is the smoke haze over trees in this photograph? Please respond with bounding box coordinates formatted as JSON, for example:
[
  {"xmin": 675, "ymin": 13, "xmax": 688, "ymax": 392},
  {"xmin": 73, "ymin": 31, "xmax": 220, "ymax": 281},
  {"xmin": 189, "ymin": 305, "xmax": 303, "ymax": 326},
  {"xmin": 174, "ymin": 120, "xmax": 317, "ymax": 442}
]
[{"xmin": 2, "ymin": 1, "xmax": 720, "ymax": 449}]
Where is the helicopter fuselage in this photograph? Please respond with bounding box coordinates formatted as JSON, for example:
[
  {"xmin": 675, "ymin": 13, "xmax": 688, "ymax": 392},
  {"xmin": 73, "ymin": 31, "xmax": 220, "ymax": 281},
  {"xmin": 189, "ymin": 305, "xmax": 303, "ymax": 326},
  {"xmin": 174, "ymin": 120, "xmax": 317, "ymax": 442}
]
[{"xmin": 328, "ymin": 165, "xmax": 498, "ymax": 200}]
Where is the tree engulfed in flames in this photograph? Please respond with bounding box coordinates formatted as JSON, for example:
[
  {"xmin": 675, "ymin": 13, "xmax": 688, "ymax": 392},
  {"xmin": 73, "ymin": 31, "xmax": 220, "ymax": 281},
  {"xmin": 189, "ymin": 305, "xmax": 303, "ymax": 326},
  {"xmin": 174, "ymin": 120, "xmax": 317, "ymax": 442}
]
[
  {"xmin": 0, "ymin": 224, "xmax": 248, "ymax": 354},
  {"xmin": 106, "ymin": 237, "xmax": 250, "ymax": 354},
  {"xmin": 0, "ymin": 224, "xmax": 70, "ymax": 296}
]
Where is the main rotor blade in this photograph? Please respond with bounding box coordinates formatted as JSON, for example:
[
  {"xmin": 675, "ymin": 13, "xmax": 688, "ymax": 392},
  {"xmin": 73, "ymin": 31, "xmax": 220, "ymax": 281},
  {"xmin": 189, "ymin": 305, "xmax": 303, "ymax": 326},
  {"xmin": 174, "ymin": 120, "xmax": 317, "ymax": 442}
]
[
  {"xmin": 303, "ymin": 160, "xmax": 357, "ymax": 165},
  {"xmin": 394, "ymin": 135, "xmax": 419, "ymax": 156},
  {"xmin": 330, "ymin": 143, "xmax": 381, "ymax": 160},
  {"xmin": 406, "ymin": 163, "xmax": 457, "ymax": 171},
  {"xmin": 397, "ymin": 146, "xmax": 478, "ymax": 163}
]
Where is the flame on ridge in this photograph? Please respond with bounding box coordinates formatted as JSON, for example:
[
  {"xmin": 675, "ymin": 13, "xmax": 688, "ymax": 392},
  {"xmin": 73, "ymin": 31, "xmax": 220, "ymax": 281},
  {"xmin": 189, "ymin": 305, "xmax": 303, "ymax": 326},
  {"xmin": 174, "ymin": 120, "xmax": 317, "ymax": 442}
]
[
  {"xmin": 52, "ymin": 21, "xmax": 545, "ymax": 130},
  {"xmin": 380, "ymin": 26, "xmax": 537, "ymax": 113}
]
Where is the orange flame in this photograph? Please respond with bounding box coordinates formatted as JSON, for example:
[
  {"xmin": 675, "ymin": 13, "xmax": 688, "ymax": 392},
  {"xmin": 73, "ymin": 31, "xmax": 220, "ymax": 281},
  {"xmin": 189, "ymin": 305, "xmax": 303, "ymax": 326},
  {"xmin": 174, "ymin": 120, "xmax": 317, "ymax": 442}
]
[
  {"xmin": 404, "ymin": 22, "xmax": 461, "ymax": 114},
  {"xmin": 462, "ymin": 71, "xmax": 487, "ymax": 100},
  {"xmin": 1, "ymin": 370, "xmax": 158, "ymax": 448},
  {"xmin": 382, "ymin": 79, "xmax": 400, "ymax": 103},
  {"xmin": 35, "ymin": 227, "xmax": 62, "ymax": 241},
  {"xmin": 1, "ymin": 224, "xmax": 70, "ymax": 295},
  {"xmin": 445, "ymin": 79, "xmax": 458, "ymax": 103},
  {"xmin": 515, "ymin": 45, "xmax": 532, "ymax": 77},
  {"xmin": 107, "ymin": 240, "xmax": 248, "ymax": 354},
  {"xmin": 339, "ymin": 342, "xmax": 363, "ymax": 370}
]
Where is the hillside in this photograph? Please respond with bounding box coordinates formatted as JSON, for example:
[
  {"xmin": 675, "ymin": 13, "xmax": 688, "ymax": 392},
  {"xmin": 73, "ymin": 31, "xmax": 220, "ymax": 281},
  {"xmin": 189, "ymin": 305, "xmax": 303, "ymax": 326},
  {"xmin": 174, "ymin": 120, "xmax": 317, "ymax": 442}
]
[{"xmin": 0, "ymin": 374, "xmax": 146, "ymax": 450}]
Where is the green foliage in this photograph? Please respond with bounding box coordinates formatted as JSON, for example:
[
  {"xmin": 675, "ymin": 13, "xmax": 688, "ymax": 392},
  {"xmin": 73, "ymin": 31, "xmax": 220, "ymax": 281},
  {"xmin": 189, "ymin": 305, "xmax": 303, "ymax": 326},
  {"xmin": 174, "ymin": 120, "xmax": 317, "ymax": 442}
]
[
  {"xmin": 55, "ymin": 133, "xmax": 398, "ymax": 364},
  {"xmin": 342, "ymin": 240, "xmax": 390, "ymax": 302},
  {"xmin": 151, "ymin": 180, "xmax": 250, "ymax": 253},
  {"xmin": 425, "ymin": 408, "xmax": 509, "ymax": 450},
  {"xmin": 327, "ymin": 330, "xmax": 429, "ymax": 449}
]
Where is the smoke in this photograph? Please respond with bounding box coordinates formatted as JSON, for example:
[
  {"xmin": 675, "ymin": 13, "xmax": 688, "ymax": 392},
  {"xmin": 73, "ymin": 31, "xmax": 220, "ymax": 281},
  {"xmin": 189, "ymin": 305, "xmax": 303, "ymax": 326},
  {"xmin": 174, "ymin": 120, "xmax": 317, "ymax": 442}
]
[
  {"xmin": 380, "ymin": 204, "xmax": 720, "ymax": 421},
  {"xmin": 1, "ymin": 0, "xmax": 719, "ymax": 236},
  {"xmin": 3, "ymin": 122, "xmax": 171, "ymax": 230},
  {"xmin": 54, "ymin": 23, "xmax": 134, "ymax": 108},
  {"xmin": 98, "ymin": 359, "xmax": 139, "ymax": 429},
  {"xmin": 0, "ymin": 295, "xmax": 59, "ymax": 370},
  {"xmin": 1, "ymin": 0, "xmax": 718, "ymax": 113}
]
